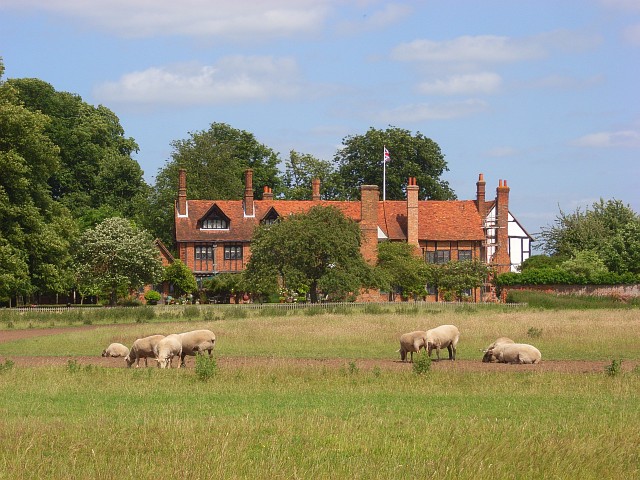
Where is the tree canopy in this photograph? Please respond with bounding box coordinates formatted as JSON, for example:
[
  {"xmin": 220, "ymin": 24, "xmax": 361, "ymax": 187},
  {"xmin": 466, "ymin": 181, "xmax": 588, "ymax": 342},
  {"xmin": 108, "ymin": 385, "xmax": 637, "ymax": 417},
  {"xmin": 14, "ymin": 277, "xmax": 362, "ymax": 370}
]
[
  {"xmin": 376, "ymin": 242, "xmax": 429, "ymax": 298},
  {"xmin": 334, "ymin": 126, "xmax": 455, "ymax": 201},
  {"xmin": 540, "ymin": 199, "xmax": 640, "ymax": 274},
  {"xmin": 244, "ymin": 206, "xmax": 374, "ymax": 302},
  {"xmin": 74, "ymin": 217, "xmax": 164, "ymax": 305}
]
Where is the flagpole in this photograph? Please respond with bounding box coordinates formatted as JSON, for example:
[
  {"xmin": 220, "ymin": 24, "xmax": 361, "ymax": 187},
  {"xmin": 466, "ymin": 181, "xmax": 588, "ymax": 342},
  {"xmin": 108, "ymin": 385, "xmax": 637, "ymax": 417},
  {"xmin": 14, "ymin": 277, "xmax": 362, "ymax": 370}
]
[{"xmin": 383, "ymin": 145, "xmax": 386, "ymax": 202}]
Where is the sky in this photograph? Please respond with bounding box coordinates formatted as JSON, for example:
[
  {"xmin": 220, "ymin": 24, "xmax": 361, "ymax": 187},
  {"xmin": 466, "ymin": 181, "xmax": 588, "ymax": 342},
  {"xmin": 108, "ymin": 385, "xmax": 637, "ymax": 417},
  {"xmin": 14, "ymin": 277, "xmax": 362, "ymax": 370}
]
[{"xmin": 1, "ymin": 0, "xmax": 639, "ymax": 247}]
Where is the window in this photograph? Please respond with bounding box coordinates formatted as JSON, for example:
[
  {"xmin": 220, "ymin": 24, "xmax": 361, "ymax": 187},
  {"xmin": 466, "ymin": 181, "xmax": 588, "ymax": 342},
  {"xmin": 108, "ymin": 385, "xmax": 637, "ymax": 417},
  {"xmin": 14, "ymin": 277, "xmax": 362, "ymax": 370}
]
[
  {"xmin": 426, "ymin": 250, "xmax": 450, "ymax": 264},
  {"xmin": 262, "ymin": 217, "xmax": 279, "ymax": 226},
  {"xmin": 194, "ymin": 244, "xmax": 215, "ymax": 272},
  {"xmin": 458, "ymin": 250, "xmax": 472, "ymax": 261},
  {"xmin": 224, "ymin": 245, "xmax": 243, "ymax": 260},
  {"xmin": 201, "ymin": 218, "xmax": 228, "ymax": 229},
  {"xmin": 426, "ymin": 285, "xmax": 437, "ymax": 296}
]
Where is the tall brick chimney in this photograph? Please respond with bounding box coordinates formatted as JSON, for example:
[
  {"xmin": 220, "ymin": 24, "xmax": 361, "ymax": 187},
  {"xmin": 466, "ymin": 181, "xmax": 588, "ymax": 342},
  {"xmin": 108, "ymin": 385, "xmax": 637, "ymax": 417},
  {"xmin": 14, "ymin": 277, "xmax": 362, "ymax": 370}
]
[
  {"xmin": 263, "ymin": 186, "xmax": 273, "ymax": 201},
  {"xmin": 244, "ymin": 169, "xmax": 254, "ymax": 217},
  {"xmin": 476, "ymin": 173, "xmax": 486, "ymax": 219},
  {"xmin": 177, "ymin": 168, "xmax": 187, "ymax": 216},
  {"xmin": 406, "ymin": 177, "xmax": 419, "ymax": 247},
  {"xmin": 360, "ymin": 185, "xmax": 379, "ymax": 265},
  {"xmin": 312, "ymin": 178, "xmax": 321, "ymax": 201},
  {"xmin": 493, "ymin": 179, "xmax": 511, "ymax": 273}
]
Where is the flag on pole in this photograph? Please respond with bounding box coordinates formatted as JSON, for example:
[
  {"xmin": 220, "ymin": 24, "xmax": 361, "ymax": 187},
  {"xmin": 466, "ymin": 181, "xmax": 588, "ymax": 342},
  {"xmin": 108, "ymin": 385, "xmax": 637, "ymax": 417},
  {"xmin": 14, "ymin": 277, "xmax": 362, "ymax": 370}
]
[{"xmin": 384, "ymin": 146, "xmax": 390, "ymax": 163}]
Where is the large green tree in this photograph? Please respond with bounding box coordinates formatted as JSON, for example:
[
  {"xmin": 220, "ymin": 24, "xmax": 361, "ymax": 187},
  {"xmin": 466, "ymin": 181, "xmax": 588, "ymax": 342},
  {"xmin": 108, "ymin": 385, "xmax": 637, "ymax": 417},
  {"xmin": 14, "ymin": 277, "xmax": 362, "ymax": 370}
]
[
  {"xmin": 540, "ymin": 199, "xmax": 640, "ymax": 274},
  {"xmin": 0, "ymin": 61, "xmax": 77, "ymax": 303},
  {"xmin": 7, "ymin": 77, "xmax": 147, "ymax": 227},
  {"xmin": 281, "ymin": 150, "xmax": 339, "ymax": 200},
  {"xmin": 334, "ymin": 126, "xmax": 455, "ymax": 201},
  {"xmin": 244, "ymin": 206, "xmax": 374, "ymax": 302},
  {"xmin": 74, "ymin": 217, "xmax": 163, "ymax": 305},
  {"xmin": 147, "ymin": 123, "xmax": 282, "ymax": 249},
  {"xmin": 376, "ymin": 241, "xmax": 429, "ymax": 298}
]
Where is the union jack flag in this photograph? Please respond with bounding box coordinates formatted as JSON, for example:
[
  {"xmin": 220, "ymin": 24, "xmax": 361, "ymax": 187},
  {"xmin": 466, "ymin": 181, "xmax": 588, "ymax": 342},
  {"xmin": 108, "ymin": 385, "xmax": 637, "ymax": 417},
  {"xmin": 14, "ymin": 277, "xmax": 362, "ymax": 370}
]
[{"xmin": 384, "ymin": 146, "xmax": 390, "ymax": 163}]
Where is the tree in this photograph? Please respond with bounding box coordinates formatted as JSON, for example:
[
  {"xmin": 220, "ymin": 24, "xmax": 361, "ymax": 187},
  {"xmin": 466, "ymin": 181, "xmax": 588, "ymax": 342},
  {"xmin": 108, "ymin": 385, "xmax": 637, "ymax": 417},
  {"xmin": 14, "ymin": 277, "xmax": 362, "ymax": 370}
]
[
  {"xmin": 163, "ymin": 259, "xmax": 197, "ymax": 297},
  {"xmin": 7, "ymin": 77, "xmax": 145, "ymax": 226},
  {"xmin": 540, "ymin": 199, "xmax": 640, "ymax": 274},
  {"xmin": 376, "ymin": 242, "xmax": 429, "ymax": 298},
  {"xmin": 428, "ymin": 261, "xmax": 491, "ymax": 301},
  {"xmin": 147, "ymin": 123, "xmax": 282, "ymax": 249},
  {"xmin": 74, "ymin": 217, "xmax": 164, "ymax": 305},
  {"xmin": 281, "ymin": 150, "xmax": 339, "ymax": 200},
  {"xmin": 0, "ymin": 60, "xmax": 78, "ymax": 303},
  {"xmin": 334, "ymin": 126, "xmax": 455, "ymax": 201},
  {"xmin": 244, "ymin": 206, "xmax": 374, "ymax": 302}
]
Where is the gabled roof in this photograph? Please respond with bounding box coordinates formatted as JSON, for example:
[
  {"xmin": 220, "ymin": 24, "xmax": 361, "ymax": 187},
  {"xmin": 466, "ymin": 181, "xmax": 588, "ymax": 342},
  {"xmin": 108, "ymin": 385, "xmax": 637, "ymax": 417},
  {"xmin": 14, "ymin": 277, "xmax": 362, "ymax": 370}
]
[{"xmin": 175, "ymin": 198, "xmax": 485, "ymax": 243}]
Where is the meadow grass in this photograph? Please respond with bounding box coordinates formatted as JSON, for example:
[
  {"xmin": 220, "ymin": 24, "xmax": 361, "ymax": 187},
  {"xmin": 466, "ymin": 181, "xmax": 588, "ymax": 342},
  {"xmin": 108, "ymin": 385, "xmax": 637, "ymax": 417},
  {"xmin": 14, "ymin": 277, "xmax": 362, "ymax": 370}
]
[{"xmin": 0, "ymin": 307, "xmax": 639, "ymax": 479}]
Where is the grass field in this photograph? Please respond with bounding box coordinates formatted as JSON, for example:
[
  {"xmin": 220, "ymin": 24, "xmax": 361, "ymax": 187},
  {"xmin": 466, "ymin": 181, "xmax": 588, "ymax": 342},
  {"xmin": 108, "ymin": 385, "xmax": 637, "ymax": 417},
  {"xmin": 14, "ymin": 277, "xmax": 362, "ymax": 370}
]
[{"xmin": 1, "ymin": 306, "xmax": 639, "ymax": 479}]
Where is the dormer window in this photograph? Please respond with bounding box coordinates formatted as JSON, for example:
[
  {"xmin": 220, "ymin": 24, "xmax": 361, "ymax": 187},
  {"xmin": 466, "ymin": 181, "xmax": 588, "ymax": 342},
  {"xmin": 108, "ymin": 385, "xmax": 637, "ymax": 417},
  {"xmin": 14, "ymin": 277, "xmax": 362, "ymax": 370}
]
[
  {"xmin": 202, "ymin": 218, "xmax": 228, "ymax": 229},
  {"xmin": 198, "ymin": 204, "xmax": 230, "ymax": 230},
  {"xmin": 261, "ymin": 207, "xmax": 280, "ymax": 226}
]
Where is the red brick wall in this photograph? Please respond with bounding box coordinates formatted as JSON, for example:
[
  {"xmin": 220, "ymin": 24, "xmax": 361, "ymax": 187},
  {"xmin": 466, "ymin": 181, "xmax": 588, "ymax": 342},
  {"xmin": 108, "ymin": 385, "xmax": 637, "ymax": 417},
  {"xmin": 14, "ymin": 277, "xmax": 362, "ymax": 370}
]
[{"xmin": 360, "ymin": 185, "xmax": 379, "ymax": 265}]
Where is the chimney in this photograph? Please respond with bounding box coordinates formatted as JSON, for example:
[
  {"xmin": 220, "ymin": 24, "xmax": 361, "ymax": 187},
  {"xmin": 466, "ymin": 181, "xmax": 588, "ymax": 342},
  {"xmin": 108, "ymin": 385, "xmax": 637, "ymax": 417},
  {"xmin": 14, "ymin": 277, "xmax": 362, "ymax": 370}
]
[
  {"xmin": 360, "ymin": 185, "xmax": 379, "ymax": 265},
  {"xmin": 312, "ymin": 178, "xmax": 321, "ymax": 201},
  {"xmin": 177, "ymin": 168, "xmax": 187, "ymax": 216},
  {"xmin": 476, "ymin": 173, "xmax": 486, "ymax": 219},
  {"xmin": 243, "ymin": 169, "xmax": 254, "ymax": 217},
  {"xmin": 494, "ymin": 179, "xmax": 511, "ymax": 273},
  {"xmin": 406, "ymin": 177, "xmax": 419, "ymax": 247},
  {"xmin": 263, "ymin": 186, "xmax": 273, "ymax": 201}
]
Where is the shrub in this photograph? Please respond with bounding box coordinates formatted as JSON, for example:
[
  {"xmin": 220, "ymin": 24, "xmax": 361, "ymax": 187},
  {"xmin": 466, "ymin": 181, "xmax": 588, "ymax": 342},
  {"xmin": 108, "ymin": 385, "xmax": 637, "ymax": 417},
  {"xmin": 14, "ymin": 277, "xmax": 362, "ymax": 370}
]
[
  {"xmin": 605, "ymin": 359, "xmax": 622, "ymax": 377},
  {"xmin": 144, "ymin": 290, "xmax": 162, "ymax": 305},
  {"xmin": 527, "ymin": 327, "xmax": 543, "ymax": 338},
  {"xmin": 412, "ymin": 351, "xmax": 431, "ymax": 375},
  {"xmin": 67, "ymin": 359, "xmax": 81, "ymax": 374},
  {"xmin": 0, "ymin": 359, "xmax": 15, "ymax": 373},
  {"xmin": 195, "ymin": 354, "xmax": 217, "ymax": 381}
]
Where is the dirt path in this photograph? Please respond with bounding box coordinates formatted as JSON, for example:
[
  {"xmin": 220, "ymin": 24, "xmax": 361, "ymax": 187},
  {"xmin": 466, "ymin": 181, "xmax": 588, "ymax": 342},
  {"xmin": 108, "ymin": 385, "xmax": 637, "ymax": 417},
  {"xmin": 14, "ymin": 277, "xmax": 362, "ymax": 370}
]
[{"xmin": 1, "ymin": 325, "xmax": 637, "ymax": 373}]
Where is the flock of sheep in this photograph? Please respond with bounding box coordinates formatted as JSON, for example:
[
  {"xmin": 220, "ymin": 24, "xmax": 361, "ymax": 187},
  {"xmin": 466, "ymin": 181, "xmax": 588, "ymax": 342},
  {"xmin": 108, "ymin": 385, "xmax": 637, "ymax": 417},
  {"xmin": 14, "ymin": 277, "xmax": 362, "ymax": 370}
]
[
  {"xmin": 101, "ymin": 329, "xmax": 216, "ymax": 369},
  {"xmin": 101, "ymin": 324, "xmax": 541, "ymax": 368},
  {"xmin": 399, "ymin": 324, "xmax": 542, "ymax": 364}
]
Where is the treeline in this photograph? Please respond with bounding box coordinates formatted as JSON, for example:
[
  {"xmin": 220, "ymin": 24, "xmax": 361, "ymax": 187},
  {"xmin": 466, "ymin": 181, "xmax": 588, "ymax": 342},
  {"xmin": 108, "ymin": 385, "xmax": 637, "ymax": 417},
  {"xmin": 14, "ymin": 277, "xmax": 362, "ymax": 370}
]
[{"xmin": 0, "ymin": 60, "xmax": 453, "ymax": 304}]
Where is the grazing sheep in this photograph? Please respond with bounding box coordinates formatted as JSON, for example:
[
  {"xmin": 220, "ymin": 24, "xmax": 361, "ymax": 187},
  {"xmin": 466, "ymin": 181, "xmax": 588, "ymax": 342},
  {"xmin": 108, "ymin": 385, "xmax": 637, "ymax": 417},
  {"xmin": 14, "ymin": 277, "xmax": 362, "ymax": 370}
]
[
  {"xmin": 483, "ymin": 342, "xmax": 541, "ymax": 364},
  {"xmin": 154, "ymin": 334, "xmax": 183, "ymax": 369},
  {"xmin": 425, "ymin": 324, "xmax": 460, "ymax": 361},
  {"xmin": 481, "ymin": 337, "xmax": 515, "ymax": 362},
  {"xmin": 399, "ymin": 331, "xmax": 428, "ymax": 362},
  {"xmin": 176, "ymin": 329, "xmax": 216, "ymax": 368},
  {"xmin": 125, "ymin": 334, "xmax": 165, "ymax": 368},
  {"xmin": 101, "ymin": 343, "xmax": 130, "ymax": 358}
]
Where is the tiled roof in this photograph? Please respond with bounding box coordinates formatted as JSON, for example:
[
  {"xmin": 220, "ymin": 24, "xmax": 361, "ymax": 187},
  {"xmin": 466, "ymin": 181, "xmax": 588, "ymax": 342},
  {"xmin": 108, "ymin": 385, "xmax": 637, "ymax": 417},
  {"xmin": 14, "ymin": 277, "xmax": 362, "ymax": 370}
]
[{"xmin": 175, "ymin": 198, "xmax": 485, "ymax": 242}]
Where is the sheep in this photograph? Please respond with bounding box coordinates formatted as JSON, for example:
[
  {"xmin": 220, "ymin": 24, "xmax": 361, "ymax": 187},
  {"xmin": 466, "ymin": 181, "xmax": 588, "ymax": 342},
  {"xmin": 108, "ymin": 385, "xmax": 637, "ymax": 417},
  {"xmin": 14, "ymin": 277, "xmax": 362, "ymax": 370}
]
[
  {"xmin": 176, "ymin": 329, "xmax": 216, "ymax": 368},
  {"xmin": 154, "ymin": 334, "xmax": 183, "ymax": 369},
  {"xmin": 399, "ymin": 331, "xmax": 428, "ymax": 362},
  {"xmin": 425, "ymin": 324, "xmax": 460, "ymax": 361},
  {"xmin": 125, "ymin": 334, "xmax": 165, "ymax": 368},
  {"xmin": 101, "ymin": 343, "xmax": 130, "ymax": 358},
  {"xmin": 481, "ymin": 337, "xmax": 515, "ymax": 362},
  {"xmin": 482, "ymin": 342, "xmax": 541, "ymax": 364}
]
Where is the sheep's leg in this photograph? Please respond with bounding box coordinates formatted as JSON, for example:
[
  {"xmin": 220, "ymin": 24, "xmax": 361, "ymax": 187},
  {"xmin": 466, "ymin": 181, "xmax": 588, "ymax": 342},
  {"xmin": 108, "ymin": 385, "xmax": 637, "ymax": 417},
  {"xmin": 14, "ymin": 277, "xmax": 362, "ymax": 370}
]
[{"xmin": 447, "ymin": 344, "xmax": 454, "ymax": 360}]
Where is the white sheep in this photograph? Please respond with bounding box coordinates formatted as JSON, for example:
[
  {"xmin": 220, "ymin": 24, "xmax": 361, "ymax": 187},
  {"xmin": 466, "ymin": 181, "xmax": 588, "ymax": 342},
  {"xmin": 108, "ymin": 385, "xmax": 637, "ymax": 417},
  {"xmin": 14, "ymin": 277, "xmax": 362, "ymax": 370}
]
[
  {"xmin": 483, "ymin": 342, "xmax": 542, "ymax": 364},
  {"xmin": 481, "ymin": 337, "xmax": 515, "ymax": 362},
  {"xmin": 425, "ymin": 324, "xmax": 460, "ymax": 361},
  {"xmin": 101, "ymin": 342, "xmax": 130, "ymax": 358},
  {"xmin": 125, "ymin": 334, "xmax": 165, "ymax": 368},
  {"xmin": 399, "ymin": 331, "xmax": 428, "ymax": 362},
  {"xmin": 154, "ymin": 334, "xmax": 183, "ymax": 369},
  {"xmin": 176, "ymin": 329, "xmax": 216, "ymax": 368}
]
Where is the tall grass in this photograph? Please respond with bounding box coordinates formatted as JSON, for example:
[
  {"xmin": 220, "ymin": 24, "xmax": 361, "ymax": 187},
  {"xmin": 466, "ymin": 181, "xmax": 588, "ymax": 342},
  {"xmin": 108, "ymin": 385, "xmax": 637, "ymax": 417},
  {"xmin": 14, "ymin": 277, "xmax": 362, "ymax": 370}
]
[{"xmin": 0, "ymin": 365, "xmax": 638, "ymax": 479}]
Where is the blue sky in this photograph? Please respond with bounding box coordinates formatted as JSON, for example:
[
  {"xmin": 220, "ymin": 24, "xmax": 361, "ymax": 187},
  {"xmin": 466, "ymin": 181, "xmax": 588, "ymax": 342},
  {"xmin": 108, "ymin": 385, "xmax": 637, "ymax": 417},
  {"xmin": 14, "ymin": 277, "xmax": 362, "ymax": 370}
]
[{"xmin": 1, "ymin": 0, "xmax": 639, "ymax": 244}]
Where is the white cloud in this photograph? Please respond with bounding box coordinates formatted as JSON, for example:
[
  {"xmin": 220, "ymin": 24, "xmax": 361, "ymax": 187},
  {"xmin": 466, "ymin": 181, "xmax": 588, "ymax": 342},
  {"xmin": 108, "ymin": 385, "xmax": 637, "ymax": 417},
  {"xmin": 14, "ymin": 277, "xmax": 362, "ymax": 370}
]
[
  {"xmin": 1, "ymin": 0, "xmax": 332, "ymax": 39},
  {"xmin": 391, "ymin": 30, "xmax": 601, "ymax": 68},
  {"xmin": 94, "ymin": 56, "xmax": 302, "ymax": 106},
  {"xmin": 376, "ymin": 99, "xmax": 489, "ymax": 123},
  {"xmin": 486, "ymin": 146, "xmax": 518, "ymax": 158},
  {"xmin": 571, "ymin": 130, "xmax": 640, "ymax": 148},
  {"xmin": 418, "ymin": 72, "xmax": 502, "ymax": 95},
  {"xmin": 623, "ymin": 23, "xmax": 640, "ymax": 46}
]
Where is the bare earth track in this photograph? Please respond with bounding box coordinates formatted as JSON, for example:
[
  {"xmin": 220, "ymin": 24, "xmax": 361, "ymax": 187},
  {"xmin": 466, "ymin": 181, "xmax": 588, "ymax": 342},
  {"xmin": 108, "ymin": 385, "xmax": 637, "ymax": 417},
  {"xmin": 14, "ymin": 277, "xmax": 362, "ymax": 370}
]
[{"xmin": 1, "ymin": 326, "xmax": 637, "ymax": 373}]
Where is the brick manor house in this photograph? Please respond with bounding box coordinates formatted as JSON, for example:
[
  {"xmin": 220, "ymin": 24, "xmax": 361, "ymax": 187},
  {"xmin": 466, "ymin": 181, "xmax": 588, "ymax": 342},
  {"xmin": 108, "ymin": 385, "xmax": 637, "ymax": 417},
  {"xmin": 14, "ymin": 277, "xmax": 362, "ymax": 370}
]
[{"xmin": 167, "ymin": 168, "xmax": 533, "ymax": 302}]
